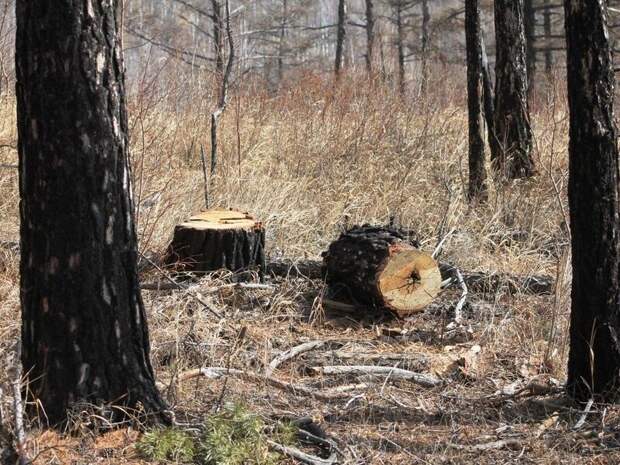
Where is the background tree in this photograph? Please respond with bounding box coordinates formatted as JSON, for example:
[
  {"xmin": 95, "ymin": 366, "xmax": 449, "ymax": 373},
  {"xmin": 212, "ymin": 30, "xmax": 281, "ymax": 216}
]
[
  {"xmin": 493, "ymin": 0, "xmax": 535, "ymax": 179},
  {"xmin": 466, "ymin": 0, "xmax": 486, "ymax": 201},
  {"xmin": 365, "ymin": 0, "xmax": 375, "ymax": 74},
  {"xmin": 16, "ymin": 0, "xmax": 167, "ymax": 424},
  {"xmin": 335, "ymin": 0, "xmax": 347, "ymax": 77},
  {"xmin": 564, "ymin": 0, "xmax": 620, "ymax": 402}
]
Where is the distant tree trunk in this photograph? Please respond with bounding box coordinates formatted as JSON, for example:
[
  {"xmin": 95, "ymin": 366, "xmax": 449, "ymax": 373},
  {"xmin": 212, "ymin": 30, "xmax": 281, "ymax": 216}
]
[
  {"xmin": 365, "ymin": 0, "xmax": 375, "ymax": 74},
  {"xmin": 466, "ymin": 0, "xmax": 487, "ymax": 201},
  {"xmin": 335, "ymin": 0, "xmax": 346, "ymax": 77},
  {"xmin": 524, "ymin": 0, "xmax": 536, "ymax": 98},
  {"xmin": 543, "ymin": 0, "xmax": 553, "ymax": 75},
  {"xmin": 211, "ymin": 0, "xmax": 224, "ymax": 76},
  {"xmin": 277, "ymin": 0, "xmax": 287, "ymax": 84},
  {"xmin": 564, "ymin": 0, "xmax": 620, "ymax": 403},
  {"xmin": 16, "ymin": 0, "xmax": 168, "ymax": 425},
  {"xmin": 396, "ymin": 2, "xmax": 405, "ymax": 95},
  {"xmin": 493, "ymin": 0, "xmax": 535, "ymax": 179},
  {"xmin": 420, "ymin": 0, "xmax": 431, "ymax": 94}
]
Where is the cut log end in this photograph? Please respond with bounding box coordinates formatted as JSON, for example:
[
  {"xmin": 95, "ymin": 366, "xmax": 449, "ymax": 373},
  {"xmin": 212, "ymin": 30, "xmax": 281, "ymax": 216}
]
[{"xmin": 377, "ymin": 247, "xmax": 442, "ymax": 317}]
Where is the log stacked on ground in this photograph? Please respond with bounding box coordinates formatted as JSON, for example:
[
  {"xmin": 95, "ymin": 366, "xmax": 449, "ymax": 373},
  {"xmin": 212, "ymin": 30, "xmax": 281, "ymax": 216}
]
[
  {"xmin": 322, "ymin": 225, "xmax": 442, "ymax": 318},
  {"xmin": 165, "ymin": 209, "xmax": 265, "ymax": 275}
]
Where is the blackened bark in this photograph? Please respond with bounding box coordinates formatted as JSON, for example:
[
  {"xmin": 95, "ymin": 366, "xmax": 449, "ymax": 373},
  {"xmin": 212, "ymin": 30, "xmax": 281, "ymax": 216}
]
[
  {"xmin": 524, "ymin": 0, "xmax": 536, "ymax": 97},
  {"xmin": 335, "ymin": 0, "xmax": 346, "ymax": 77},
  {"xmin": 211, "ymin": 0, "xmax": 224, "ymax": 77},
  {"xmin": 396, "ymin": 3, "xmax": 405, "ymax": 95},
  {"xmin": 16, "ymin": 0, "xmax": 167, "ymax": 425},
  {"xmin": 466, "ymin": 0, "xmax": 486, "ymax": 201},
  {"xmin": 420, "ymin": 0, "xmax": 431, "ymax": 94},
  {"xmin": 365, "ymin": 0, "xmax": 375, "ymax": 74},
  {"xmin": 493, "ymin": 0, "xmax": 535, "ymax": 179},
  {"xmin": 564, "ymin": 0, "xmax": 620, "ymax": 402},
  {"xmin": 543, "ymin": 0, "xmax": 553, "ymax": 75}
]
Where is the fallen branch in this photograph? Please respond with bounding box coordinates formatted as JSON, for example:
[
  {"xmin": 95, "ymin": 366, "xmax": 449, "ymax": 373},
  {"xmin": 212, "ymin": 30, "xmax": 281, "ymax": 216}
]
[
  {"xmin": 266, "ymin": 340, "xmax": 327, "ymax": 376},
  {"xmin": 453, "ymin": 267, "xmax": 468, "ymax": 323},
  {"xmin": 172, "ymin": 367, "xmax": 345, "ymax": 402},
  {"xmin": 304, "ymin": 351, "xmax": 429, "ymax": 372},
  {"xmin": 267, "ymin": 440, "xmax": 337, "ymax": 465},
  {"xmin": 311, "ymin": 366, "xmax": 442, "ymax": 388},
  {"xmin": 141, "ymin": 281, "xmax": 274, "ymax": 292},
  {"xmin": 446, "ymin": 439, "xmax": 522, "ymax": 452}
]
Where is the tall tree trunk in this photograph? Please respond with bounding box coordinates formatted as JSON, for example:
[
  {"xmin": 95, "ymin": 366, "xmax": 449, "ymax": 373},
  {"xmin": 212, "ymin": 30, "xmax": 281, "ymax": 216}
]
[
  {"xmin": 211, "ymin": 0, "xmax": 224, "ymax": 77},
  {"xmin": 466, "ymin": 0, "xmax": 486, "ymax": 201},
  {"xmin": 16, "ymin": 0, "xmax": 168, "ymax": 425},
  {"xmin": 564, "ymin": 0, "xmax": 620, "ymax": 403},
  {"xmin": 524, "ymin": 0, "xmax": 536, "ymax": 98},
  {"xmin": 480, "ymin": 32, "xmax": 501, "ymax": 162},
  {"xmin": 543, "ymin": 0, "xmax": 553, "ymax": 75},
  {"xmin": 396, "ymin": 3, "xmax": 405, "ymax": 95},
  {"xmin": 365, "ymin": 0, "xmax": 375, "ymax": 74},
  {"xmin": 493, "ymin": 0, "xmax": 535, "ymax": 179},
  {"xmin": 420, "ymin": 0, "xmax": 431, "ymax": 95},
  {"xmin": 335, "ymin": 0, "xmax": 346, "ymax": 77}
]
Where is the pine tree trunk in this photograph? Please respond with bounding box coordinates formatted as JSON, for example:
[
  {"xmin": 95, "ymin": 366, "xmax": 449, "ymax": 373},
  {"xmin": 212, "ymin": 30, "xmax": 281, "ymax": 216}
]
[
  {"xmin": 322, "ymin": 226, "xmax": 442, "ymax": 318},
  {"xmin": 335, "ymin": 0, "xmax": 346, "ymax": 77},
  {"xmin": 524, "ymin": 0, "xmax": 536, "ymax": 99},
  {"xmin": 16, "ymin": 0, "xmax": 167, "ymax": 425},
  {"xmin": 493, "ymin": 0, "xmax": 535, "ymax": 179},
  {"xmin": 564, "ymin": 0, "xmax": 620, "ymax": 402},
  {"xmin": 466, "ymin": 0, "xmax": 487, "ymax": 201}
]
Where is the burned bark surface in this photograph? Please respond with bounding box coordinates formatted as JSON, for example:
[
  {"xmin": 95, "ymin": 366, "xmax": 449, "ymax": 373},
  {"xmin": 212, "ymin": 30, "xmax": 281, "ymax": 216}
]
[
  {"xmin": 16, "ymin": 0, "xmax": 167, "ymax": 424},
  {"xmin": 564, "ymin": 0, "xmax": 620, "ymax": 402},
  {"xmin": 465, "ymin": 0, "xmax": 487, "ymax": 201},
  {"xmin": 493, "ymin": 0, "xmax": 534, "ymax": 179}
]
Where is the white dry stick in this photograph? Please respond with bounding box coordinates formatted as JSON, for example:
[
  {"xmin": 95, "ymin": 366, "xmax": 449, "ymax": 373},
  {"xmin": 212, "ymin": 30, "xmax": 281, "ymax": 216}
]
[
  {"xmin": 11, "ymin": 344, "xmax": 28, "ymax": 465},
  {"xmin": 312, "ymin": 366, "xmax": 443, "ymax": 388},
  {"xmin": 267, "ymin": 440, "xmax": 337, "ymax": 465},
  {"xmin": 573, "ymin": 398, "xmax": 594, "ymax": 430},
  {"xmin": 432, "ymin": 227, "xmax": 456, "ymax": 259},
  {"xmin": 266, "ymin": 340, "xmax": 326, "ymax": 376},
  {"xmin": 453, "ymin": 267, "xmax": 468, "ymax": 324}
]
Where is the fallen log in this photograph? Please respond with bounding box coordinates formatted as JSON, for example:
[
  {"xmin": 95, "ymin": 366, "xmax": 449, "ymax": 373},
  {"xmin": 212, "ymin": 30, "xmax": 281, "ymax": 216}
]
[
  {"xmin": 322, "ymin": 225, "xmax": 442, "ymax": 318},
  {"xmin": 303, "ymin": 351, "xmax": 430, "ymax": 372},
  {"xmin": 310, "ymin": 365, "xmax": 443, "ymax": 388},
  {"xmin": 164, "ymin": 209, "xmax": 265, "ymax": 276}
]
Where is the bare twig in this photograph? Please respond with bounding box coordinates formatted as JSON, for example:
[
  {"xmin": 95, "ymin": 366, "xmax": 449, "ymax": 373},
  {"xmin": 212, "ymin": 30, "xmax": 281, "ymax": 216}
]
[
  {"xmin": 453, "ymin": 267, "xmax": 468, "ymax": 324},
  {"xmin": 267, "ymin": 440, "xmax": 337, "ymax": 465},
  {"xmin": 267, "ymin": 340, "xmax": 327, "ymax": 376},
  {"xmin": 311, "ymin": 366, "xmax": 443, "ymax": 388},
  {"xmin": 11, "ymin": 344, "xmax": 28, "ymax": 465}
]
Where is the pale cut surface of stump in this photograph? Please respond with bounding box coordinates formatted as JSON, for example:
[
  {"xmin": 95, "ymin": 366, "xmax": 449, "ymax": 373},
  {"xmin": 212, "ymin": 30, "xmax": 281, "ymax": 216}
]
[{"xmin": 165, "ymin": 209, "xmax": 265, "ymax": 276}]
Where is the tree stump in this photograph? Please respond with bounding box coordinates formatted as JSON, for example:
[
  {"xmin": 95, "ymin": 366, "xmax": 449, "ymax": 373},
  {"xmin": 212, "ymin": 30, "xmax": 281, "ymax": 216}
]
[
  {"xmin": 322, "ymin": 225, "xmax": 442, "ymax": 318},
  {"xmin": 165, "ymin": 209, "xmax": 265, "ymax": 276}
]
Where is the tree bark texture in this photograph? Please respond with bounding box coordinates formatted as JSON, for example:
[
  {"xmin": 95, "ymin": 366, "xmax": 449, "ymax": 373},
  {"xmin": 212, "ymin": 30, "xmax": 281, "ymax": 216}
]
[
  {"xmin": 524, "ymin": 0, "xmax": 536, "ymax": 98},
  {"xmin": 335, "ymin": 0, "xmax": 346, "ymax": 77},
  {"xmin": 365, "ymin": 0, "xmax": 374, "ymax": 74},
  {"xmin": 564, "ymin": 0, "xmax": 620, "ymax": 402},
  {"xmin": 493, "ymin": 0, "xmax": 535, "ymax": 179},
  {"xmin": 16, "ymin": 0, "xmax": 167, "ymax": 425},
  {"xmin": 420, "ymin": 0, "xmax": 431, "ymax": 94},
  {"xmin": 322, "ymin": 226, "xmax": 442, "ymax": 318},
  {"xmin": 211, "ymin": 0, "xmax": 224, "ymax": 77},
  {"xmin": 466, "ymin": 0, "xmax": 487, "ymax": 201}
]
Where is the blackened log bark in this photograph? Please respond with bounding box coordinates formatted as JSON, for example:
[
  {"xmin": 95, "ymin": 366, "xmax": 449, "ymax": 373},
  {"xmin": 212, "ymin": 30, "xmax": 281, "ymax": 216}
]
[
  {"xmin": 543, "ymin": 0, "xmax": 553, "ymax": 75},
  {"xmin": 466, "ymin": 0, "xmax": 487, "ymax": 201},
  {"xmin": 564, "ymin": 0, "xmax": 620, "ymax": 402},
  {"xmin": 16, "ymin": 0, "xmax": 168, "ymax": 425},
  {"xmin": 493, "ymin": 0, "xmax": 535, "ymax": 179},
  {"xmin": 524, "ymin": 0, "xmax": 536, "ymax": 98},
  {"xmin": 211, "ymin": 0, "xmax": 224, "ymax": 77},
  {"xmin": 365, "ymin": 0, "xmax": 375, "ymax": 74},
  {"xmin": 335, "ymin": 0, "xmax": 346, "ymax": 77}
]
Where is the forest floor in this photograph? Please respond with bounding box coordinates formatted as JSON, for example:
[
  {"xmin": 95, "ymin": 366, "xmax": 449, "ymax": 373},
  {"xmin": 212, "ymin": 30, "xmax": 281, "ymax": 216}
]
[{"xmin": 1, "ymin": 71, "xmax": 619, "ymax": 464}]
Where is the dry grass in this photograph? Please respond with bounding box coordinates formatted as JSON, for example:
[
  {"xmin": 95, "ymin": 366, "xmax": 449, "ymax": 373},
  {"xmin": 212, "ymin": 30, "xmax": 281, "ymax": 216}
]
[{"xmin": 1, "ymin": 65, "xmax": 619, "ymax": 464}]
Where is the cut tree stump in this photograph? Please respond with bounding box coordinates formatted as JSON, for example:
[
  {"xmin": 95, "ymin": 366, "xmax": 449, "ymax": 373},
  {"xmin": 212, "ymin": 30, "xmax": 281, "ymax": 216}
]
[
  {"xmin": 164, "ymin": 209, "xmax": 265, "ymax": 276},
  {"xmin": 322, "ymin": 225, "xmax": 442, "ymax": 318}
]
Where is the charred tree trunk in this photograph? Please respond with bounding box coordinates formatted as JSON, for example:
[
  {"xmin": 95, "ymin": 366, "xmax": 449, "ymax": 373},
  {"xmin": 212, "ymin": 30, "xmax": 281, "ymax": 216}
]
[
  {"xmin": 480, "ymin": 32, "xmax": 501, "ymax": 162},
  {"xmin": 322, "ymin": 226, "xmax": 442, "ymax": 318},
  {"xmin": 420, "ymin": 0, "xmax": 431, "ymax": 95},
  {"xmin": 466, "ymin": 0, "xmax": 487, "ymax": 201},
  {"xmin": 564, "ymin": 0, "xmax": 620, "ymax": 402},
  {"xmin": 335, "ymin": 0, "xmax": 346, "ymax": 78},
  {"xmin": 211, "ymin": 0, "xmax": 224, "ymax": 77},
  {"xmin": 493, "ymin": 0, "xmax": 534, "ymax": 179},
  {"xmin": 165, "ymin": 210, "xmax": 265, "ymax": 277},
  {"xmin": 543, "ymin": 0, "xmax": 553, "ymax": 75},
  {"xmin": 396, "ymin": 3, "xmax": 405, "ymax": 95},
  {"xmin": 16, "ymin": 0, "xmax": 167, "ymax": 425},
  {"xmin": 524, "ymin": 0, "xmax": 536, "ymax": 98},
  {"xmin": 365, "ymin": 0, "xmax": 375, "ymax": 74}
]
